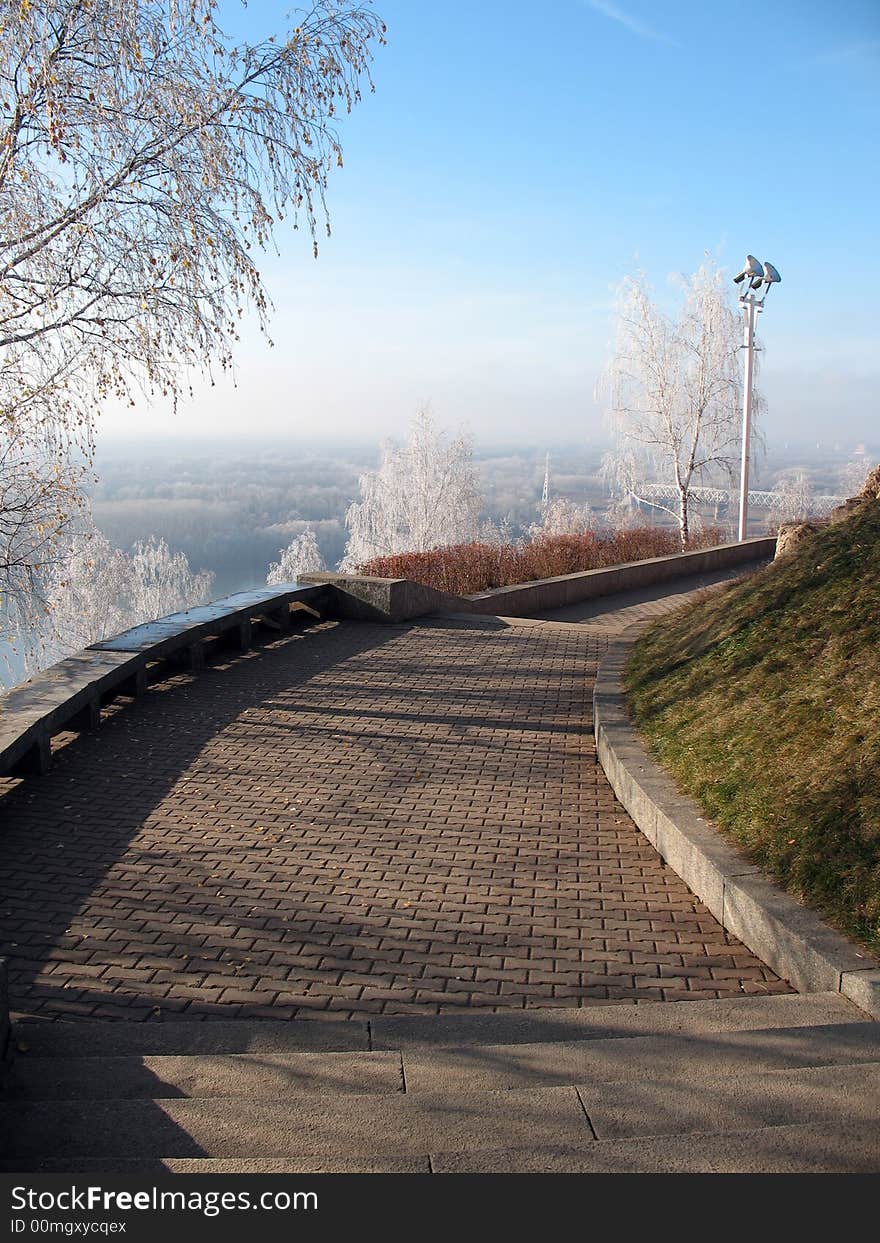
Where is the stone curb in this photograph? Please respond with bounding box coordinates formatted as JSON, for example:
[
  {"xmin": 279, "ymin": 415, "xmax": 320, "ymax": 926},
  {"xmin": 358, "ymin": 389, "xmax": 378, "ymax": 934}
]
[{"xmin": 593, "ymin": 632, "xmax": 880, "ymax": 1020}]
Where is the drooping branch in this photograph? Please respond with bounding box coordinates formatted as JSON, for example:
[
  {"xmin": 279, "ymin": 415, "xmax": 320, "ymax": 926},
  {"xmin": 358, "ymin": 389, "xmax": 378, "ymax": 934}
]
[
  {"xmin": 0, "ymin": 1, "xmax": 386, "ymax": 450},
  {"xmin": 0, "ymin": 1, "xmax": 385, "ymax": 631}
]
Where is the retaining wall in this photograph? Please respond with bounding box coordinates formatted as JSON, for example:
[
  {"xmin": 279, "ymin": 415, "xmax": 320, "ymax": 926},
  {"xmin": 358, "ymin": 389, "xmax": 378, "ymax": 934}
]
[{"xmin": 303, "ymin": 536, "xmax": 775, "ymax": 622}]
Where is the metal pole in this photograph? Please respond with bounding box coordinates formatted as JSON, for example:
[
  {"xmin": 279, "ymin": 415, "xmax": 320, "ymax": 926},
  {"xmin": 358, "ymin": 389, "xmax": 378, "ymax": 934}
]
[{"xmin": 737, "ymin": 296, "xmax": 757, "ymax": 541}]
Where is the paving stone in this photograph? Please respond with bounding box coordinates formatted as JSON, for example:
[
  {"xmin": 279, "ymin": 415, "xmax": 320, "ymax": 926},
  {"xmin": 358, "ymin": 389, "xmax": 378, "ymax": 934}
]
[{"xmin": 0, "ymin": 576, "xmax": 789, "ymax": 1023}]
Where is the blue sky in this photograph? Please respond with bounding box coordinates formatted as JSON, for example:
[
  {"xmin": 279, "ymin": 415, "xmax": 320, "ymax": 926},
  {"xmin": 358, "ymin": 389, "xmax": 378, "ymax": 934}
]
[{"xmin": 106, "ymin": 0, "xmax": 879, "ymax": 446}]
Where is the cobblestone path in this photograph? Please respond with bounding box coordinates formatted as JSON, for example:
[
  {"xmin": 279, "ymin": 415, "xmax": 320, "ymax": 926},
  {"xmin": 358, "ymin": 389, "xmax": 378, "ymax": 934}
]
[{"xmin": 0, "ymin": 569, "xmax": 791, "ymax": 1021}]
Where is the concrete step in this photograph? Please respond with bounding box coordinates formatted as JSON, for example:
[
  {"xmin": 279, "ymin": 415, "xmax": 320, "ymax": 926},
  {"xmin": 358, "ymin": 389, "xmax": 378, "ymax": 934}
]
[
  {"xmin": 4, "ymin": 1050, "xmax": 404, "ymax": 1102},
  {"xmin": 0, "ymin": 1085, "xmax": 594, "ymax": 1160},
  {"xmin": 401, "ymin": 1020, "xmax": 880, "ymax": 1093},
  {"xmin": 431, "ymin": 1119, "xmax": 880, "ymax": 1174},
  {"xmin": 3, "ymin": 1062, "xmax": 878, "ymax": 1161},
  {"xmin": 10, "ymin": 992, "xmax": 863, "ymax": 1061},
  {"xmin": 577, "ymin": 1061, "xmax": 880, "ymax": 1139},
  {"xmin": 0, "ymin": 1156, "xmax": 431, "ymax": 1174},
  {"xmin": 10, "ymin": 1017, "xmax": 370, "ymax": 1058},
  {"xmin": 370, "ymin": 991, "xmax": 864, "ymax": 1048},
  {"xmin": 5, "ymin": 1116, "xmax": 877, "ymax": 1175}
]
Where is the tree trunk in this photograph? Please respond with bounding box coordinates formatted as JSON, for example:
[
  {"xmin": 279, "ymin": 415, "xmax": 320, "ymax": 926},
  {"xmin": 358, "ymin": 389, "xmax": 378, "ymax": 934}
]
[{"xmin": 678, "ymin": 488, "xmax": 689, "ymax": 550}]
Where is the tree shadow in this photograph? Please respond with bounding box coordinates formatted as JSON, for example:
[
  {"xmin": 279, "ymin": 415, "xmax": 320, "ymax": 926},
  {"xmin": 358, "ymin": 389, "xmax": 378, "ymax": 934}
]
[
  {"xmin": 0, "ymin": 620, "xmax": 403, "ymax": 1018},
  {"xmin": 1, "ymin": 610, "xmax": 773, "ymax": 1033}
]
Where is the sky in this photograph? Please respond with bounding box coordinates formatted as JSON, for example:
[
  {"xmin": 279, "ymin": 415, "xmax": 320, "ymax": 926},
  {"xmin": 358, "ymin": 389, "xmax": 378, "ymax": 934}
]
[{"xmin": 103, "ymin": 0, "xmax": 880, "ymax": 447}]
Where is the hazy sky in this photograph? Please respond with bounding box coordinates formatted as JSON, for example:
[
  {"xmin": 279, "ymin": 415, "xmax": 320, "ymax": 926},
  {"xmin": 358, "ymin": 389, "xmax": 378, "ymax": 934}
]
[{"xmin": 103, "ymin": 0, "xmax": 879, "ymax": 447}]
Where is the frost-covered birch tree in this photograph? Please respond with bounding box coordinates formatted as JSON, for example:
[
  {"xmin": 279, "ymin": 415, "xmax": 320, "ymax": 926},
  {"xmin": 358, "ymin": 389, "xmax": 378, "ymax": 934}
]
[
  {"xmin": 342, "ymin": 410, "xmax": 482, "ymax": 567},
  {"xmin": 267, "ymin": 525, "xmax": 325, "ymax": 584},
  {"xmin": 0, "ymin": 0, "xmax": 385, "ymax": 610},
  {"xmin": 771, "ymin": 472, "xmax": 814, "ymax": 524},
  {"xmin": 0, "ymin": 430, "xmax": 85, "ymax": 617},
  {"xmin": 600, "ymin": 261, "xmax": 752, "ymax": 548},
  {"xmin": 13, "ymin": 515, "xmax": 213, "ymax": 680},
  {"xmin": 128, "ymin": 534, "xmax": 214, "ymax": 624}
]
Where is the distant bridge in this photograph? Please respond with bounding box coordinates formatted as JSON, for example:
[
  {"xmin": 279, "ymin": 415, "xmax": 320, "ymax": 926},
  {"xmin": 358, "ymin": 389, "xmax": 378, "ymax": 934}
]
[{"xmin": 634, "ymin": 484, "xmax": 845, "ymax": 517}]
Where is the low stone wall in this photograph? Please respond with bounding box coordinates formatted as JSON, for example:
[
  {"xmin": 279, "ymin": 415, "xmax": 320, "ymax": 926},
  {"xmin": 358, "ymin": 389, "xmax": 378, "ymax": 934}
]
[
  {"xmin": 463, "ymin": 537, "xmax": 775, "ymax": 617},
  {"xmin": 0, "ymin": 583, "xmax": 328, "ymax": 782},
  {"xmin": 299, "ymin": 572, "xmax": 464, "ymax": 623},
  {"xmin": 304, "ymin": 537, "xmax": 775, "ymax": 623}
]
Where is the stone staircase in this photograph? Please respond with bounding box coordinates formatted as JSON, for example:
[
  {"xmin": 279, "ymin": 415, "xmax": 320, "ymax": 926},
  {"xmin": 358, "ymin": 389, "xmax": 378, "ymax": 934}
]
[{"xmin": 2, "ymin": 993, "xmax": 878, "ymax": 1173}]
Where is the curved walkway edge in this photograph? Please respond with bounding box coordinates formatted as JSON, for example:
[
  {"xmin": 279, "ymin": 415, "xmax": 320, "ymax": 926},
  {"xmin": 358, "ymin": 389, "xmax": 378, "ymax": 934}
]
[{"xmin": 593, "ymin": 629, "xmax": 880, "ymax": 1020}]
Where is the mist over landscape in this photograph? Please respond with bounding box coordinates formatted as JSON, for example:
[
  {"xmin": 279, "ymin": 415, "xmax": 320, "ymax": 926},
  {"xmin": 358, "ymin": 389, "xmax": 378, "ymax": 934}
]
[
  {"xmin": 90, "ymin": 433, "xmax": 876, "ymax": 597},
  {"xmin": 2, "ymin": 0, "xmax": 876, "ymax": 693},
  {"xmin": 3, "ymin": 424, "xmax": 871, "ymax": 692}
]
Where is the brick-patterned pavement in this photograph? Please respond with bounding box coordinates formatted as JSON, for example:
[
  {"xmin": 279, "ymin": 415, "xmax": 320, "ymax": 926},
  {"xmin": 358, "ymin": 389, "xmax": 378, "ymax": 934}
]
[{"xmin": 0, "ymin": 576, "xmax": 791, "ymax": 1022}]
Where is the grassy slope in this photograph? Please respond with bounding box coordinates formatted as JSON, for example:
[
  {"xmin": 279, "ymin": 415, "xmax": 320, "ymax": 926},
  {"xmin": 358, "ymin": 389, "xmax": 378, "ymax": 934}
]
[{"xmin": 626, "ymin": 501, "xmax": 880, "ymax": 956}]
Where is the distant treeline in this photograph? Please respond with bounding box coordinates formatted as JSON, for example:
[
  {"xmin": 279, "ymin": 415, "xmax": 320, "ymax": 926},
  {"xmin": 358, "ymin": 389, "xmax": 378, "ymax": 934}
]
[{"xmin": 88, "ymin": 439, "xmax": 865, "ymax": 600}]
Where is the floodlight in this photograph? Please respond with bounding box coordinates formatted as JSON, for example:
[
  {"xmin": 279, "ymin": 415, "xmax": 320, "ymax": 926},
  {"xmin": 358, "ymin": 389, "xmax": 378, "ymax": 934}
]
[
  {"xmin": 735, "ymin": 251, "xmax": 782, "ymax": 541},
  {"xmin": 733, "ymin": 255, "xmax": 763, "ymax": 285},
  {"xmin": 754, "ymin": 261, "xmax": 781, "ymax": 304}
]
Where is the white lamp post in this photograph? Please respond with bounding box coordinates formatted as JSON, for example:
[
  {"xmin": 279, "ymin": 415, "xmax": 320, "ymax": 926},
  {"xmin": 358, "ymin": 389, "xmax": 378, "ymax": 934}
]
[{"xmin": 733, "ymin": 256, "xmax": 781, "ymax": 540}]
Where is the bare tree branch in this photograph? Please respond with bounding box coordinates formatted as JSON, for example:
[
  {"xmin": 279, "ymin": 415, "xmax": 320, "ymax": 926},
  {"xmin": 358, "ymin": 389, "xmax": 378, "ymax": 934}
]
[{"xmin": 0, "ymin": 1, "xmax": 385, "ymax": 644}]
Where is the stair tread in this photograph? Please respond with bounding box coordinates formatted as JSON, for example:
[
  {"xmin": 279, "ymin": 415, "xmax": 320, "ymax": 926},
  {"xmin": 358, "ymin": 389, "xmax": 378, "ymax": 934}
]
[
  {"xmin": 10, "ymin": 992, "xmax": 864, "ymax": 1061},
  {"xmin": 0, "ymin": 1156, "xmax": 430, "ymax": 1174},
  {"xmin": 370, "ymin": 992, "xmax": 864, "ymax": 1048},
  {"xmin": 9, "ymin": 1017, "xmax": 369, "ymax": 1057},
  {"xmin": 9, "ymin": 1020, "xmax": 878, "ymax": 1101},
  {"xmin": 579, "ymin": 1061, "xmax": 880, "ymax": 1140},
  {"xmin": 3, "ymin": 1063, "xmax": 878, "ymax": 1160},
  {"xmin": 0, "ymin": 1085, "xmax": 593, "ymax": 1159},
  {"xmin": 431, "ymin": 1119, "xmax": 880, "ymax": 1174},
  {"xmin": 2, "ymin": 1118, "xmax": 877, "ymax": 1174},
  {"xmin": 402, "ymin": 1020, "xmax": 880, "ymax": 1093},
  {"xmin": 5, "ymin": 1050, "xmax": 403, "ymax": 1101}
]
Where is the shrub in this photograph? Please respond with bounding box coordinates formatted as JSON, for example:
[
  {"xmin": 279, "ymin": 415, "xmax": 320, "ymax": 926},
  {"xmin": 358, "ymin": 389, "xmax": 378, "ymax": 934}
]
[{"xmin": 356, "ymin": 526, "xmax": 727, "ymax": 595}]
